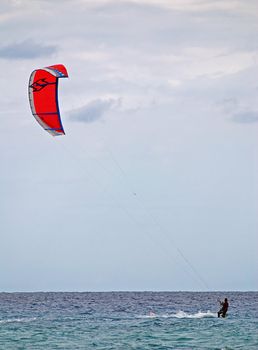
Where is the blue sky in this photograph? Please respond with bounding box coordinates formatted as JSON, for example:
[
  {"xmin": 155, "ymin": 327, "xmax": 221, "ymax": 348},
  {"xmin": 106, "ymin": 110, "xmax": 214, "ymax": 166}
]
[{"xmin": 0, "ymin": 0, "xmax": 257, "ymax": 292}]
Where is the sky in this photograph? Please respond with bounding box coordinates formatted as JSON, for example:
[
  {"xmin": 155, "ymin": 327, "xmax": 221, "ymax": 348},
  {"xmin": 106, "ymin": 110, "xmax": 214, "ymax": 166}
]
[{"xmin": 0, "ymin": 0, "xmax": 257, "ymax": 292}]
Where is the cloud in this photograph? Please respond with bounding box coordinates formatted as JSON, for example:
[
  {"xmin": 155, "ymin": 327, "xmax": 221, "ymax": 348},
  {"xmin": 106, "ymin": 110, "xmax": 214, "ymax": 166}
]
[
  {"xmin": 69, "ymin": 98, "xmax": 119, "ymax": 123},
  {"xmin": 79, "ymin": 0, "xmax": 258, "ymax": 15},
  {"xmin": 0, "ymin": 39, "xmax": 57, "ymax": 59},
  {"xmin": 231, "ymin": 111, "xmax": 258, "ymax": 124}
]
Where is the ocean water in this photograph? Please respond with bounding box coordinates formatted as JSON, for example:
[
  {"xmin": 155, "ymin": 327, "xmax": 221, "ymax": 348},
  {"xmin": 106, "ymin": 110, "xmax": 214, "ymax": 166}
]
[{"xmin": 0, "ymin": 292, "xmax": 257, "ymax": 349}]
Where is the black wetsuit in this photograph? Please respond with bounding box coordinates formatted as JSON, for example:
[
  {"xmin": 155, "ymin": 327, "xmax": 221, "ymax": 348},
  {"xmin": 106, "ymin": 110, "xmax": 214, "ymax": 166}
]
[{"xmin": 218, "ymin": 300, "xmax": 228, "ymax": 318}]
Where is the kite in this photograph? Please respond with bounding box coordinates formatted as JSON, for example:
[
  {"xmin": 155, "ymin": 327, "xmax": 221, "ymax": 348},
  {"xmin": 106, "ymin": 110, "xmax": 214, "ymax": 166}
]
[{"xmin": 28, "ymin": 64, "xmax": 68, "ymax": 136}]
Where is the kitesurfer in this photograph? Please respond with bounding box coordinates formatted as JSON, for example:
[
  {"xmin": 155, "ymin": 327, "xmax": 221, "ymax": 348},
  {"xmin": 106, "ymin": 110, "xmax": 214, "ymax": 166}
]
[{"xmin": 217, "ymin": 298, "xmax": 228, "ymax": 318}]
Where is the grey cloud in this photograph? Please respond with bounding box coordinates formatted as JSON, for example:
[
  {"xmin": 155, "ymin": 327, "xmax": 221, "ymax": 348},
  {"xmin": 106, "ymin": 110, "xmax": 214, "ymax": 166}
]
[
  {"xmin": 0, "ymin": 40, "xmax": 57, "ymax": 59},
  {"xmin": 70, "ymin": 99, "xmax": 118, "ymax": 123},
  {"xmin": 231, "ymin": 111, "xmax": 258, "ymax": 124}
]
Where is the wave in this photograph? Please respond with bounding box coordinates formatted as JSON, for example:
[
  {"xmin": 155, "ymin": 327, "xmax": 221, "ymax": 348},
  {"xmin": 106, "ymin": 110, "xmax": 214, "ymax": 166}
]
[
  {"xmin": 0, "ymin": 317, "xmax": 37, "ymax": 325},
  {"xmin": 139, "ymin": 310, "xmax": 217, "ymax": 319}
]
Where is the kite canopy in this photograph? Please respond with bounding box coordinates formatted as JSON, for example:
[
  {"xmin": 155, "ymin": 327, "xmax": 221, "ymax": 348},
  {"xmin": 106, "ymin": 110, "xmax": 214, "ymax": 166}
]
[{"xmin": 28, "ymin": 64, "xmax": 68, "ymax": 136}]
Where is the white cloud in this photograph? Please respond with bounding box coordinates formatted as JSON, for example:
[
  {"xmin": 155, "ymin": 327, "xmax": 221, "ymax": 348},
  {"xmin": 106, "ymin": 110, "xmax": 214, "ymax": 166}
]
[
  {"xmin": 132, "ymin": 0, "xmax": 258, "ymax": 14},
  {"xmin": 81, "ymin": 0, "xmax": 258, "ymax": 16},
  {"xmin": 180, "ymin": 48, "xmax": 256, "ymax": 80}
]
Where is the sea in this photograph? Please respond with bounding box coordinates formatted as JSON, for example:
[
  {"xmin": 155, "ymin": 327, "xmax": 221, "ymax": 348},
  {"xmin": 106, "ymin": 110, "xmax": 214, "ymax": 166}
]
[{"xmin": 0, "ymin": 292, "xmax": 257, "ymax": 349}]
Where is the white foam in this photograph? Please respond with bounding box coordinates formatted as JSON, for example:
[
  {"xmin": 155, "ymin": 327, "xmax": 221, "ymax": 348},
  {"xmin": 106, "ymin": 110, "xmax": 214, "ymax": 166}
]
[
  {"xmin": 139, "ymin": 310, "xmax": 217, "ymax": 319},
  {"xmin": 173, "ymin": 310, "xmax": 217, "ymax": 319},
  {"xmin": 0, "ymin": 317, "xmax": 37, "ymax": 324}
]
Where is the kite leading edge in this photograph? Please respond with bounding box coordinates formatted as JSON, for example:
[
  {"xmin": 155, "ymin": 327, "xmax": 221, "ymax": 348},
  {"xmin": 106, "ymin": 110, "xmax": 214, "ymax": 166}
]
[{"xmin": 28, "ymin": 64, "xmax": 68, "ymax": 136}]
